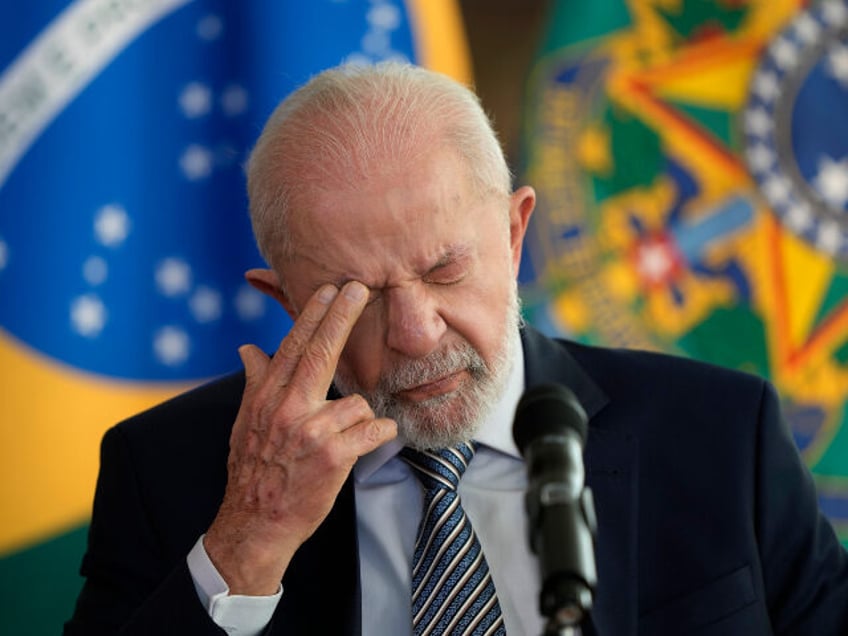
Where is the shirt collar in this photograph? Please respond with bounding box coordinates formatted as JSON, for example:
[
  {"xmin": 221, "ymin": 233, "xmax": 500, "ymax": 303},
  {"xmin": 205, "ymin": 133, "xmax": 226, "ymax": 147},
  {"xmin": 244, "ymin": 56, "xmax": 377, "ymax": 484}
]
[{"xmin": 354, "ymin": 332, "xmax": 526, "ymax": 482}]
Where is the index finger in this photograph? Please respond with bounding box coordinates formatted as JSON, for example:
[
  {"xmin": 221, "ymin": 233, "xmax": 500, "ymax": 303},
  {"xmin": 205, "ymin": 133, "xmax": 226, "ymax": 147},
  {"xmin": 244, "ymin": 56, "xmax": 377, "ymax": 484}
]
[
  {"xmin": 287, "ymin": 280, "xmax": 369, "ymax": 400},
  {"xmin": 267, "ymin": 284, "xmax": 340, "ymax": 387}
]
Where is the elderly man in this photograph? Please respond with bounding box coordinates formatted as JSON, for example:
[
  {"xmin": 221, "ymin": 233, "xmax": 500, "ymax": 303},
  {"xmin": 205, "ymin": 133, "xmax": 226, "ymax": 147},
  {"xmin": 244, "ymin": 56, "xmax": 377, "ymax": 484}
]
[{"xmin": 66, "ymin": 62, "xmax": 848, "ymax": 635}]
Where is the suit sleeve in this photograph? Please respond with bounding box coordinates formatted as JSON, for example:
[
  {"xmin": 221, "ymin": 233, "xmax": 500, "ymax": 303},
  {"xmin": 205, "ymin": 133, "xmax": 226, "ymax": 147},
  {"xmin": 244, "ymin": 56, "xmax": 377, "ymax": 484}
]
[
  {"xmin": 755, "ymin": 381, "xmax": 848, "ymax": 635},
  {"xmin": 64, "ymin": 425, "xmax": 228, "ymax": 636}
]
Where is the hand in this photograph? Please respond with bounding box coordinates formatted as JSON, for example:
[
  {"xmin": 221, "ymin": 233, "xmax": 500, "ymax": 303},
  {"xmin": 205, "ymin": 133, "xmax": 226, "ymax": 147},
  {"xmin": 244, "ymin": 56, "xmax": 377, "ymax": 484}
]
[{"xmin": 204, "ymin": 281, "xmax": 397, "ymax": 595}]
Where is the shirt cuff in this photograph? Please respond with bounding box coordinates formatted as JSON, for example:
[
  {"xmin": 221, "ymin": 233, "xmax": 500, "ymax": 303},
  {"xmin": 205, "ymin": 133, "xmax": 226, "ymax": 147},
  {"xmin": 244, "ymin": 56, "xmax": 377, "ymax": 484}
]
[{"xmin": 187, "ymin": 534, "xmax": 282, "ymax": 636}]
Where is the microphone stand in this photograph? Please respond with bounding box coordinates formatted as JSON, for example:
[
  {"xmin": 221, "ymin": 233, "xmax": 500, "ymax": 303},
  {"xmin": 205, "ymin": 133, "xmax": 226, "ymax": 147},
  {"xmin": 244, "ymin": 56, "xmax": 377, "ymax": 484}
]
[
  {"xmin": 512, "ymin": 384, "xmax": 598, "ymax": 636},
  {"xmin": 529, "ymin": 448, "xmax": 598, "ymax": 636}
]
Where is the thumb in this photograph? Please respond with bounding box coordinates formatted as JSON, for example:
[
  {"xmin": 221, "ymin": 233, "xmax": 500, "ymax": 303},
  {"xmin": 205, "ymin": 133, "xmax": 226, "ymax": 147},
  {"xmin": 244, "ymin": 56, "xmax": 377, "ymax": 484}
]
[
  {"xmin": 229, "ymin": 344, "xmax": 270, "ymax": 455},
  {"xmin": 238, "ymin": 344, "xmax": 269, "ymax": 388}
]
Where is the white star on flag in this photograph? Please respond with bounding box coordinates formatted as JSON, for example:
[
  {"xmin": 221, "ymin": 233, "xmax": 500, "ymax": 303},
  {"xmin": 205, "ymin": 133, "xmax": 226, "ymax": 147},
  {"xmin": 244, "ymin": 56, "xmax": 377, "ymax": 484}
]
[
  {"xmin": 235, "ymin": 285, "xmax": 266, "ymax": 320},
  {"xmin": 154, "ymin": 326, "xmax": 190, "ymax": 366},
  {"xmin": 190, "ymin": 285, "xmax": 223, "ymax": 323},
  {"xmin": 794, "ymin": 14, "xmax": 821, "ymax": 42},
  {"xmin": 368, "ymin": 3, "xmax": 401, "ymax": 29},
  {"xmin": 827, "ymin": 42, "xmax": 848, "ymax": 88},
  {"xmin": 823, "ymin": 0, "xmax": 848, "ymax": 26},
  {"xmin": 817, "ymin": 219, "xmax": 844, "ymax": 253},
  {"xmin": 155, "ymin": 258, "xmax": 193, "ymax": 297},
  {"xmin": 196, "ymin": 14, "xmax": 223, "ymax": 41},
  {"xmin": 813, "ymin": 155, "xmax": 848, "ymax": 209},
  {"xmin": 771, "ymin": 37, "xmax": 799, "ymax": 70},
  {"xmin": 83, "ymin": 255, "xmax": 108, "ymax": 286},
  {"xmin": 179, "ymin": 82, "xmax": 212, "ymax": 118},
  {"xmin": 221, "ymin": 85, "xmax": 249, "ymax": 116},
  {"xmin": 785, "ymin": 203, "xmax": 814, "ymax": 232},
  {"xmin": 94, "ymin": 204, "xmax": 130, "ymax": 247},
  {"xmin": 753, "ymin": 71, "xmax": 781, "ymax": 101},
  {"xmin": 763, "ymin": 174, "xmax": 792, "ymax": 205},
  {"xmin": 746, "ymin": 143, "xmax": 775, "ymax": 173},
  {"xmin": 744, "ymin": 108, "xmax": 773, "ymax": 138},
  {"xmin": 179, "ymin": 144, "xmax": 214, "ymax": 180},
  {"xmin": 71, "ymin": 294, "xmax": 107, "ymax": 337}
]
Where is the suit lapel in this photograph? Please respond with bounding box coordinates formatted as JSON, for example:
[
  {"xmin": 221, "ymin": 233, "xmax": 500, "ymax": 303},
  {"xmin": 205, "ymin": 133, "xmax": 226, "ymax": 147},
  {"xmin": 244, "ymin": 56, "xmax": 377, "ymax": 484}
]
[
  {"xmin": 521, "ymin": 327, "xmax": 638, "ymax": 636},
  {"xmin": 282, "ymin": 328, "xmax": 638, "ymax": 635}
]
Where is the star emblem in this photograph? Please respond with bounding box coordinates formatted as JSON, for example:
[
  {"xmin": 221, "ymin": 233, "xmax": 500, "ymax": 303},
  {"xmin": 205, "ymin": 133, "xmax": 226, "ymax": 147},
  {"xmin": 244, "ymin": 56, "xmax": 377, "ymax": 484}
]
[{"xmin": 813, "ymin": 155, "xmax": 848, "ymax": 209}]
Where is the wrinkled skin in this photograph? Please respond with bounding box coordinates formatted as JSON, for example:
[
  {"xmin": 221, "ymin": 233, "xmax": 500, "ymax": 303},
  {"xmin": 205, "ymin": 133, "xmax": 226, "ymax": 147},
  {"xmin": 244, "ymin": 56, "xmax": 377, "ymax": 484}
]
[{"xmin": 204, "ymin": 147, "xmax": 535, "ymax": 594}]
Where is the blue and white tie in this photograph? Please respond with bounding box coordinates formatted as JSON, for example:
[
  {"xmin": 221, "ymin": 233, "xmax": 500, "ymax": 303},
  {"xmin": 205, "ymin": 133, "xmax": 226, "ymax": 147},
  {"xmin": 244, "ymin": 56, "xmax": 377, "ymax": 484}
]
[{"xmin": 400, "ymin": 443, "xmax": 507, "ymax": 636}]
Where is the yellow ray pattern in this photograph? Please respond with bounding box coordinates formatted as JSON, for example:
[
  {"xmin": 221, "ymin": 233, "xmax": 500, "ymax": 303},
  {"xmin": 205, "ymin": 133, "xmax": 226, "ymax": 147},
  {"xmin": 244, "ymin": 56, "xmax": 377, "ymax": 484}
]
[{"xmin": 780, "ymin": 230, "xmax": 837, "ymax": 349}]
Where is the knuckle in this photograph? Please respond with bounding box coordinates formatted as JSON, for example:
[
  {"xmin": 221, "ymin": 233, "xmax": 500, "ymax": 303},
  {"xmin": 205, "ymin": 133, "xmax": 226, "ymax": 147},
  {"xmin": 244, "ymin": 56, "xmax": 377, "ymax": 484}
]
[
  {"xmin": 325, "ymin": 300, "xmax": 351, "ymax": 323},
  {"xmin": 342, "ymin": 393, "xmax": 373, "ymax": 419},
  {"xmin": 313, "ymin": 310, "xmax": 350, "ymax": 349},
  {"xmin": 298, "ymin": 419, "xmax": 325, "ymax": 446},
  {"xmin": 298, "ymin": 428, "xmax": 341, "ymax": 465},
  {"xmin": 320, "ymin": 440, "xmax": 348, "ymax": 471},
  {"xmin": 304, "ymin": 337, "xmax": 335, "ymax": 365},
  {"xmin": 368, "ymin": 418, "xmax": 394, "ymax": 443},
  {"xmin": 280, "ymin": 328, "xmax": 308, "ymax": 358},
  {"xmin": 364, "ymin": 419, "xmax": 383, "ymax": 443}
]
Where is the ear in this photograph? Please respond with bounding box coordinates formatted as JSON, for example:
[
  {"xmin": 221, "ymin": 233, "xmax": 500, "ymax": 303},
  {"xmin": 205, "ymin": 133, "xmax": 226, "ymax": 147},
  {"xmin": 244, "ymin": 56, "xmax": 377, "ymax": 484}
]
[
  {"xmin": 245, "ymin": 268, "xmax": 298, "ymax": 319},
  {"xmin": 508, "ymin": 185, "xmax": 536, "ymax": 276}
]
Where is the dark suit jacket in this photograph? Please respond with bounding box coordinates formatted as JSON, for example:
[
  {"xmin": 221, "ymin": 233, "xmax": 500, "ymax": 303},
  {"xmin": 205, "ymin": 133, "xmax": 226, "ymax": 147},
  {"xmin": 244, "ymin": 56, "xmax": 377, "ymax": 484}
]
[{"xmin": 65, "ymin": 327, "xmax": 848, "ymax": 635}]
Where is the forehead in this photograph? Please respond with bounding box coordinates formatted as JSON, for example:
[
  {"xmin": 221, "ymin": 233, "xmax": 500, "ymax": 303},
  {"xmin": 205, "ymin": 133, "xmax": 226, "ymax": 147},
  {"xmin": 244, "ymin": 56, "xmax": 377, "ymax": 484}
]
[{"xmin": 284, "ymin": 148, "xmax": 498, "ymax": 286}]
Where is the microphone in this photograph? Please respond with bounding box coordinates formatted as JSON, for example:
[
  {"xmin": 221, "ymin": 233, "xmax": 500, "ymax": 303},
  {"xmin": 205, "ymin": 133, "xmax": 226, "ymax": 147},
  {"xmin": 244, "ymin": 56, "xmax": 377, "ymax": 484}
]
[{"xmin": 513, "ymin": 383, "xmax": 598, "ymax": 633}]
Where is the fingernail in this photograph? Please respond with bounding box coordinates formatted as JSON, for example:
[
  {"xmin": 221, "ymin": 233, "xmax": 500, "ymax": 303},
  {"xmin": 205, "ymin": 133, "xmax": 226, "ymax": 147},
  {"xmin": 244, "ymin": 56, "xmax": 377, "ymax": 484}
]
[
  {"xmin": 318, "ymin": 285, "xmax": 338, "ymax": 303},
  {"xmin": 343, "ymin": 281, "xmax": 367, "ymax": 301}
]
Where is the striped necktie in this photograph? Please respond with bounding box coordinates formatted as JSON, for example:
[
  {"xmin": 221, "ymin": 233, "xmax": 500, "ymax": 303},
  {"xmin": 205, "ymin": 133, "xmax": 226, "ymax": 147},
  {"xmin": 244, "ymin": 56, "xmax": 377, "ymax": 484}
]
[{"xmin": 400, "ymin": 443, "xmax": 507, "ymax": 636}]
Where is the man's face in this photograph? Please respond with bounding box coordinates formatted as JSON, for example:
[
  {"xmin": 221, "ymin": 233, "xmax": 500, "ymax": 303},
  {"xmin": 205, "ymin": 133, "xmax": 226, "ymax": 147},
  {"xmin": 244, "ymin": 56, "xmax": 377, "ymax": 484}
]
[{"xmin": 268, "ymin": 147, "xmax": 534, "ymax": 448}]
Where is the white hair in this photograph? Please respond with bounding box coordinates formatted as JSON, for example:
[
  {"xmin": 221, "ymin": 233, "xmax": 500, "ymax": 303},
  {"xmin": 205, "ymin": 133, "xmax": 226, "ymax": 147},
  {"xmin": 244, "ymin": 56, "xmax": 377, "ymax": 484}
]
[{"xmin": 245, "ymin": 61, "xmax": 513, "ymax": 268}]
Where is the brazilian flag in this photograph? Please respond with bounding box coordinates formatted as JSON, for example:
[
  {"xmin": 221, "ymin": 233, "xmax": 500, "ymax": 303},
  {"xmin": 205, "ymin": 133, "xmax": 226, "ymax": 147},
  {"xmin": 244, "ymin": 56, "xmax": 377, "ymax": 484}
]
[
  {"xmin": 0, "ymin": 1, "xmax": 470, "ymax": 633},
  {"xmin": 520, "ymin": 0, "xmax": 848, "ymax": 544}
]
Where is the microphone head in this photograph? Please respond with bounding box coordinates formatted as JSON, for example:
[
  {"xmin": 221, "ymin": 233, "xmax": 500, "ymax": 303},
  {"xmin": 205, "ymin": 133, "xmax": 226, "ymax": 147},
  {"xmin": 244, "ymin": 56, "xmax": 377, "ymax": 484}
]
[{"xmin": 513, "ymin": 383, "xmax": 588, "ymax": 454}]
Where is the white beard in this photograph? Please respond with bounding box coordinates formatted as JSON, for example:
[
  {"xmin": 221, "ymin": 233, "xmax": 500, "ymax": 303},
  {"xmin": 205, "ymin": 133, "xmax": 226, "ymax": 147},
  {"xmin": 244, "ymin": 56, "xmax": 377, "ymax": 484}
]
[{"xmin": 333, "ymin": 283, "xmax": 521, "ymax": 450}]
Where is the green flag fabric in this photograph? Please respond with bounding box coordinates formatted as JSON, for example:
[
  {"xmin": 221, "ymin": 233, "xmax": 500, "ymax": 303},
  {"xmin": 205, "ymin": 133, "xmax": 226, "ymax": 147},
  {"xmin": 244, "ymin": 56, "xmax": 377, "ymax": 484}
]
[{"xmin": 520, "ymin": 0, "xmax": 848, "ymax": 544}]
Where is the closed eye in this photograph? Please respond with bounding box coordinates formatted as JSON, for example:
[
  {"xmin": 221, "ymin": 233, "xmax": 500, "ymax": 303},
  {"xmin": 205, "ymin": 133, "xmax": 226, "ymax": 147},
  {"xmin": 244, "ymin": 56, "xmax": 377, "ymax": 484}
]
[{"xmin": 424, "ymin": 260, "xmax": 468, "ymax": 285}]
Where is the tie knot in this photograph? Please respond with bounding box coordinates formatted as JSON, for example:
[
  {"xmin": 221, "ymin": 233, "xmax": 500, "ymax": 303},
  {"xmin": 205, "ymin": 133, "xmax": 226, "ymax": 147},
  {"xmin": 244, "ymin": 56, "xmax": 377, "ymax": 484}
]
[{"xmin": 400, "ymin": 442, "xmax": 476, "ymax": 492}]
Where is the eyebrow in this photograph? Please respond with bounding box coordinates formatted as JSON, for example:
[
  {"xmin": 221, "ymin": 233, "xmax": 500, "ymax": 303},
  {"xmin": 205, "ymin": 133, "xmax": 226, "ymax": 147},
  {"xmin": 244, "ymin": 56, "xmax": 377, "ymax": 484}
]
[{"xmin": 428, "ymin": 244, "xmax": 473, "ymax": 272}]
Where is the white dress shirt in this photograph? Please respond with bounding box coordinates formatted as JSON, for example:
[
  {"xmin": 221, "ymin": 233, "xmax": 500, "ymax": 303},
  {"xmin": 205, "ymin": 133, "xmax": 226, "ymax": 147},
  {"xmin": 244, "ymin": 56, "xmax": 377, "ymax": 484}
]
[{"xmin": 188, "ymin": 334, "xmax": 546, "ymax": 635}]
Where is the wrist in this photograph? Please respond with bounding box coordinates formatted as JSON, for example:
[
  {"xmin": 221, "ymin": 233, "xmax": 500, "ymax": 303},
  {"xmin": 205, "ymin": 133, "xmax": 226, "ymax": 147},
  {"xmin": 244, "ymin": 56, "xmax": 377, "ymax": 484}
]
[{"xmin": 203, "ymin": 524, "xmax": 296, "ymax": 596}]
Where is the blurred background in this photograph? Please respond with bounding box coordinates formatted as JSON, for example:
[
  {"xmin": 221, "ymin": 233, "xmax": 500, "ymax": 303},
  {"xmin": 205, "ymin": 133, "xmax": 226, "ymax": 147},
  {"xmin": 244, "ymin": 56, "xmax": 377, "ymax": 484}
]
[{"xmin": 2, "ymin": 0, "xmax": 847, "ymax": 632}]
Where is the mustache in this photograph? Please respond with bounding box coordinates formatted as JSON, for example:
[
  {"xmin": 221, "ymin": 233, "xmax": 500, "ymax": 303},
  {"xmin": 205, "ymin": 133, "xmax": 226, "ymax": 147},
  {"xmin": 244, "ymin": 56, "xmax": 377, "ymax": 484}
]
[{"xmin": 373, "ymin": 342, "xmax": 488, "ymax": 395}]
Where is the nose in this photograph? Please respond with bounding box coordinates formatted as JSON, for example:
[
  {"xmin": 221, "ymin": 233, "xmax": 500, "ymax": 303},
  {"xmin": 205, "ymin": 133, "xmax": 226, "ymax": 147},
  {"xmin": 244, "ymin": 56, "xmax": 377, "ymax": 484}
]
[{"xmin": 384, "ymin": 284, "xmax": 446, "ymax": 359}]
